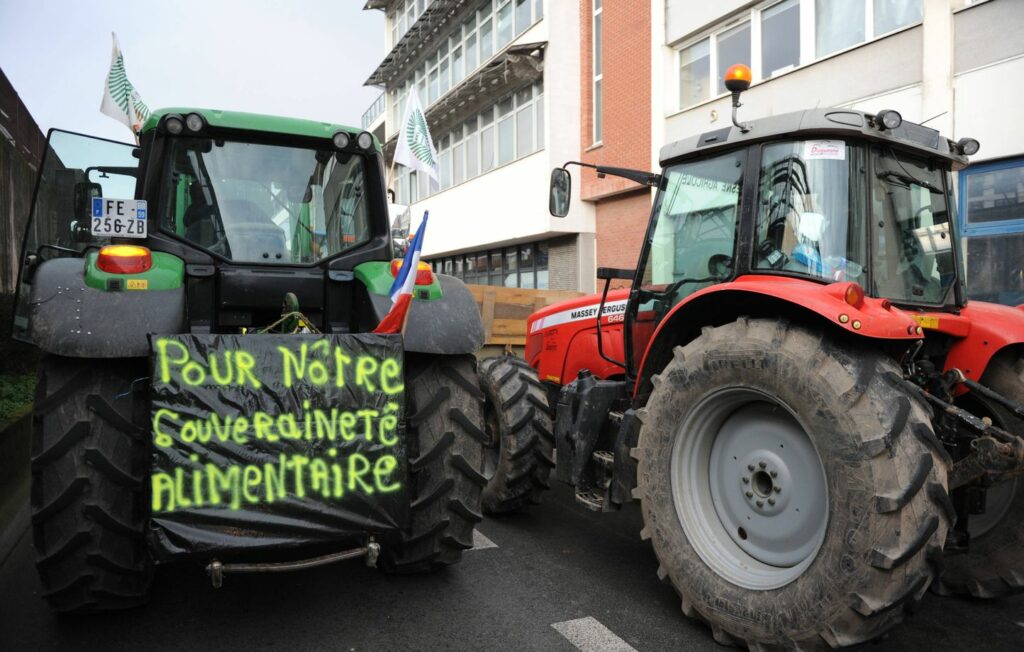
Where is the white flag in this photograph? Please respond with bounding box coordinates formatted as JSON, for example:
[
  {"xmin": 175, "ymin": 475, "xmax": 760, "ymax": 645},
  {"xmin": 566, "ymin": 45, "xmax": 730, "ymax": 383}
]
[
  {"xmin": 393, "ymin": 91, "xmax": 439, "ymax": 183},
  {"xmin": 100, "ymin": 33, "xmax": 151, "ymax": 134}
]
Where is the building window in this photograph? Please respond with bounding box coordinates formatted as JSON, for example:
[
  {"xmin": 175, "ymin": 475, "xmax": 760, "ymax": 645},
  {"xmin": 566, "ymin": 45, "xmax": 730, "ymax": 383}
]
[
  {"xmin": 429, "ymin": 241, "xmax": 551, "ymax": 289},
  {"xmin": 715, "ymin": 21, "xmax": 751, "ymax": 95},
  {"xmin": 385, "ymin": 0, "xmax": 547, "ymax": 146},
  {"xmin": 674, "ymin": 0, "xmax": 923, "ymax": 110},
  {"xmin": 402, "ymin": 81, "xmax": 543, "ymax": 200},
  {"xmin": 679, "ymin": 38, "xmax": 711, "ymax": 108},
  {"xmin": 592, "ymin": 0, "xmax": 603, "ymax": 143},
  {"xmin": 497, "ymin": 1, "xmax": 514, "ymax": 48},
  {"xmin": 815, "ymin": 0, "xmax": 864, "ymax": 57},
  {"xmin": 497, "ymin": 96, "xmax": 515, "ymax": 166},
  {"xmin": 761, "ymin": 0, "xmax": 800, "ymax": 78},
  {"xmin": 963, "ymin": 159, "xmax": 1024, "ymax": 228},
  {"xmin": 874, "ymin": 0, "xmax": 923, "ymax": 36},
  {"xmin": 960, "ymin": 158, "xmax": 1024, "ymax": 305}
]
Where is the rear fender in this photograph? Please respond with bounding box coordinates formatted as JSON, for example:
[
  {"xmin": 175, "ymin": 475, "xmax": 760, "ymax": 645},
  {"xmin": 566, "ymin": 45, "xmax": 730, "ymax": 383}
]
[
  {"xmin": 366, "ymin": 273, "xmax": 484, "ymax": 355},
  {"xmin": 943, "ymin": 300, "xmax": 1024, "ymax": 382},
  {"xmin": 28, "ymin": 257, "xmax": 185, "ymax": 358},
  {"xmin": 634, "ymin": 275, "xmax": 922, "ymax": 397}
]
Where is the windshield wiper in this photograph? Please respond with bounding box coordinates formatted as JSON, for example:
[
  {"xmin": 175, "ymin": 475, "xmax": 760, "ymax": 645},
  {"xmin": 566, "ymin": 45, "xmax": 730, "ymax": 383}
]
[{"xmin": 876, "ymin": 170, "xmax": 943, "ymax": 194}]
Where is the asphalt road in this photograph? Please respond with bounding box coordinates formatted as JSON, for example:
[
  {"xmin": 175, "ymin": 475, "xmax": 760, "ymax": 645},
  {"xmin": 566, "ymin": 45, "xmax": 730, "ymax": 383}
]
[{"xmin": 2, "ymin": 482, "xmax": 1023, "ymax": 651}]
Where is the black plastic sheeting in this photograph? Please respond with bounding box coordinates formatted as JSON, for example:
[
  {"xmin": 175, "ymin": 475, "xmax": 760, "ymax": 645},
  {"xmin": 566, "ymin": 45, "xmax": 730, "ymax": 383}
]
[{"xmin": 147, "ymin": 333, "xmax": 408, "ymax": 562}]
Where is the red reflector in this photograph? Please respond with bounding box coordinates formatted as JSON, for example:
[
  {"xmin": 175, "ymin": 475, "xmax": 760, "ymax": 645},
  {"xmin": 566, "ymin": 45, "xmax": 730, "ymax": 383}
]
[
  {"xmin": 97, "ymin": 245, "xmax": 152, "ymax": 274},
  {"xmin": 390, "ymin": 259, "xmax": 434, "ymax": 286}
]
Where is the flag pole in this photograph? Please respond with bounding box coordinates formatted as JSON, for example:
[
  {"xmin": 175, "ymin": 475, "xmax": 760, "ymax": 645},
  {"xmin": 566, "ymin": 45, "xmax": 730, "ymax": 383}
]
[{"xmin": 387, "ymin": 155, "xmax": 398, "ymax": 193}]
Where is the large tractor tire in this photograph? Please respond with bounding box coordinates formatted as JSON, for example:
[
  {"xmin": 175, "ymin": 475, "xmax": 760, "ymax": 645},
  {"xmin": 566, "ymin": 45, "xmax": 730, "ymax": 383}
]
[
  {"xmin": 31, "ymin": 356, "xmax": 152, "ymax": 614},
  {"xmin": 936, "ymin": 348, "xmax": 1024, "ymax": 598},
  {"xmin": 478, "ymin": 355, "xmax": 554, "ymax": 514},
  {"xmin": 634, "ymin": 319, "xmax": 953, "ymax": 649},
  {"xmin": 380, "ymin": 354, "xmax": 488, "ymax": 572}
]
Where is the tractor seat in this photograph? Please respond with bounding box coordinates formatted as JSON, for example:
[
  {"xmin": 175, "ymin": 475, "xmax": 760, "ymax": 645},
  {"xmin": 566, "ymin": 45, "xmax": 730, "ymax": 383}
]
[{"xmin": 218, "ymin": 199, "xmax": 287, "ymax": 262}]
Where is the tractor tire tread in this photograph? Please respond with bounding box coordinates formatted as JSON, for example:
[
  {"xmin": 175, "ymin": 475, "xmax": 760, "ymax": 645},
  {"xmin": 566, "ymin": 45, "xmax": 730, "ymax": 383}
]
[
  {"xmin": 634, "ymin": 319, "xmax": 951, "ymax": 650},
  {"xmin": 380, "ymin": 354, "xmax": 486, "ymax": 574},
  {"xmin": 478, "ymin": 355, "xmax": 555, "ymax": 515},
  {"xmin": 30, "ymin": 356, "xmax": 152, "ymax": 615}
]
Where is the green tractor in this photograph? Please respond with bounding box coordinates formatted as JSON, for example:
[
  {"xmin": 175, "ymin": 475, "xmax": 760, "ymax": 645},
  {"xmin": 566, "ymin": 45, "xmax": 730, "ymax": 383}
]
[{"xmin": 12, "ymin": 109, "xmax": 494, "ymax": 613}]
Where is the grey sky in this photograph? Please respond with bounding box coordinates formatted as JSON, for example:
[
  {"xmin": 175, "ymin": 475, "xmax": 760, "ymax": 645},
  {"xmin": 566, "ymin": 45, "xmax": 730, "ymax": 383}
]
[{"xmin": 0, "ymin": 1, "xmax": 385, "ymax": 143}]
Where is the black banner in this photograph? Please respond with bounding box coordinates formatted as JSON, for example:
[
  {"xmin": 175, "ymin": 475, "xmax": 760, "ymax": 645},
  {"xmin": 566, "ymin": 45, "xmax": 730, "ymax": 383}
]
[{"xmin": 147, "ymin": 333, "xmax": 408, "ymax": 561}]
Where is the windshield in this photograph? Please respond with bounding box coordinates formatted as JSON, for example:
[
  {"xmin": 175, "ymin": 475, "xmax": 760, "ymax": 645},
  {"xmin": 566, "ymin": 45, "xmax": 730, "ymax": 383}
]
[
  {"xmin": 754, "ymin": 139, "xmax": 956, "ymax": 305},
  {"xmin": 754, "ymin": 140, "xmax": 867, "ymax": 283},
  {"xmin": 871, "ymin": 146, "xmax": 955, "ymax": 305},
  {"xmin": 161, "ymin": 138, "xmax": 370, "ymax": 264}
]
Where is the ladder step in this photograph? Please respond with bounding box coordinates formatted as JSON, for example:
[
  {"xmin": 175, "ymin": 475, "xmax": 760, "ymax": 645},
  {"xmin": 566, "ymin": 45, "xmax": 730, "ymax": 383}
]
[
  {"xmin": 592, "ymin": 450, "xmax": 614, "ymax": 469},
  {"xmin": 575, "ymin": 490, "xmax": 605, "ymax": 511}
]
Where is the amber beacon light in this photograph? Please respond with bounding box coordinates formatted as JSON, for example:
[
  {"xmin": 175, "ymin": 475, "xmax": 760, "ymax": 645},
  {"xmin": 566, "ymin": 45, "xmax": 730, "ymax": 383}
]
[{"xmin": 724, "ymin": 63, "xmax": 753, "ymax": 133}]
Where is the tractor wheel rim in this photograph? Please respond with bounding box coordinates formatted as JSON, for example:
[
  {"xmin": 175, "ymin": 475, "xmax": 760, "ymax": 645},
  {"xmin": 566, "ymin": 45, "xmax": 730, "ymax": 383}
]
[
  {"xmin": 671, "ymin": 388, "xmax": 829, "ymax": 590},
  {"xmin": 968, "ymin": 476, "xmax": 1017, "ymax": 539}
]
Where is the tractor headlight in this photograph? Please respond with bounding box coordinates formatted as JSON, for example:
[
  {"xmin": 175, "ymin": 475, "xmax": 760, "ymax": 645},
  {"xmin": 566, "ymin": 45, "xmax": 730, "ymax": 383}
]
[
  {"xmin": 333, "ymin": 131, "xmax": 351, "ymax": 149},
  {"xmin": 875, "ymin": 109, "xmax": 902, "ymax": 130},
  {"xmin": 957, "ymin": 137, "xmax": 980, "ymax": 156},
  {"xmin": 165, "ymin": 115, "xmax": 184, "ymax": 135},
  {"xmin": 185, "ymin": 112, "xmax": 205, "ymax": 132},
  {"xmin": 357, "ymin": 131, "xmax": 375, "ymax": 150}
]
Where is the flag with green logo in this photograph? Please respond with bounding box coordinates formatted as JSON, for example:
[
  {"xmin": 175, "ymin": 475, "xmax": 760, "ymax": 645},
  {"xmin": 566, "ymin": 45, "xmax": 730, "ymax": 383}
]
[
  {"xmin": 393, "ymin": 91, "xmax": 439, "ymax": 184},
  {"xmin": 100, "ymin": 32, "xmax": 151, "ymax": 134}
]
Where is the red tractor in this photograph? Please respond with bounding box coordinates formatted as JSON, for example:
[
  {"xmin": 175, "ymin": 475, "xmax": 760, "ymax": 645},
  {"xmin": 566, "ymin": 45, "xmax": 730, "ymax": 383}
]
[{"xmin": 480, "ymin": 66, "xmax": 1024, "ymax": 648}]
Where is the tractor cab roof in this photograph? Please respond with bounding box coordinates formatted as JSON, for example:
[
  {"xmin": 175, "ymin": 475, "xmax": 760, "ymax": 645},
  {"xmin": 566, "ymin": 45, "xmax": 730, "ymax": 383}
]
[
  {"xmin": 141, "ymin": 108, "xmax": 376, "ymax": 150},
  {"xmin": 659, "ymin": 108, "xmax": 969, "ymax": 171}
]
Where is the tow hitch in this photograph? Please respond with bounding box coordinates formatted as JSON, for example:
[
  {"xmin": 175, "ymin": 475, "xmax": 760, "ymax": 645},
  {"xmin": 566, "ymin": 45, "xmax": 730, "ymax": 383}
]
[
  {"xmin": 898, "ymin": 369, "xmax": 1024, "ymax": 489},
  {"xmin": 206, "ymin": 539, "xmax": 381, "ymax": 588}
]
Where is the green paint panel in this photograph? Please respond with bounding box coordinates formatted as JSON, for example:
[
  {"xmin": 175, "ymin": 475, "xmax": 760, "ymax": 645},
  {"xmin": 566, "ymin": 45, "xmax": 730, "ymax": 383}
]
[
  {"xmin": 142, "ymin": 108, "xmax": 380, "ymax": 151},
  {"xmin": 84, "ymin": 251, "xmax": 185, "ymax": 291},
  {"xmin": 355, "ymin": 261, "xmax": 442, "ymax": 301}
]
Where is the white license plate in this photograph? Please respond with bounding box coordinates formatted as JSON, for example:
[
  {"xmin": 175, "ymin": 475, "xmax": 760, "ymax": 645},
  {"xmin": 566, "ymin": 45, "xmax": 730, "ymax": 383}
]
[{"xmin": 91, "ymin": 197, "xmax": 148, "ymax": 238}]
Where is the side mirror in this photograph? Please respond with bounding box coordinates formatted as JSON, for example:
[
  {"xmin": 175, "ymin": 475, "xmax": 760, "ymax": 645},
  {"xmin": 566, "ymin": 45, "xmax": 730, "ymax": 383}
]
[
  {"xmin": 549, "ymin": 167, "xmax": 571, "ymax": 218},
  {"xmin": 72, "ymin": 181, "xmax": 102, "ymax": 242}
]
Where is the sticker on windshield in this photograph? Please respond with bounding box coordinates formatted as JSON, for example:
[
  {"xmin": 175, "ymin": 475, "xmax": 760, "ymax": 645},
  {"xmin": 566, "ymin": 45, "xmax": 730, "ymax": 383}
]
[
  {"xmin": 803, "ymin": 140, "xmax": 845, "ymax": 161},
  {"xmin": 91, "ymin": 197, "xmax": 148, "ymax": 238}
]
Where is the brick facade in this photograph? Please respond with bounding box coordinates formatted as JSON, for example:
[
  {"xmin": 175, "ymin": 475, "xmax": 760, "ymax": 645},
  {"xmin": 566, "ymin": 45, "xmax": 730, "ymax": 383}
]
[{"xmin": 579, "ymin": 0, "xmax": 652, "ymax": 278}]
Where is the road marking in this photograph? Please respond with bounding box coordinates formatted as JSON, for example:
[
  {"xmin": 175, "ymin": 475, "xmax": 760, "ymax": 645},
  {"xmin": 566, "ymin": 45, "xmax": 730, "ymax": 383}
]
[
  {"xmin": 551, "ymin": 616, "xmax": 637, "ymax": 652},
  {"xmin": 1017, "ymin": 622, "xmax": 1024, "ymax": 629},
  {"xmin": 471, "ymin": 529, "xmax": 497, "ymax": 550}
]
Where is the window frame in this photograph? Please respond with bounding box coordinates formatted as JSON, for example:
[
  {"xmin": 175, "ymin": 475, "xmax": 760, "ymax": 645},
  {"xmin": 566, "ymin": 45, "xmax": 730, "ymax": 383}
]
[
  {"xmin": 427, "ymin": 240, "xmax": 551, "ymax": 289},
  {"xmin": 672, "ymin": 0, "xmax": 924, "ymax": 113},
  {"xmin": 958, "ymin": 156, "xmax": 1024, "ymax": 238}
]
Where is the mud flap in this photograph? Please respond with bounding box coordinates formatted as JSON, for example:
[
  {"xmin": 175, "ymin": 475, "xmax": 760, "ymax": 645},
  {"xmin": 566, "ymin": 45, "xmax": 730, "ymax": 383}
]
[{"xmin": 147, "ymin": 333, "xmax": 409, "ymax": 561}]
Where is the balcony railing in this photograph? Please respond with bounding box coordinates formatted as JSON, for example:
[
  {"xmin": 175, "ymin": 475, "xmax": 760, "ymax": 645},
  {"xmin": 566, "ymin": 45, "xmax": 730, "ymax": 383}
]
[{"xmin": 361, "ymin": 92, "xmax": 386, "ymax": 129}]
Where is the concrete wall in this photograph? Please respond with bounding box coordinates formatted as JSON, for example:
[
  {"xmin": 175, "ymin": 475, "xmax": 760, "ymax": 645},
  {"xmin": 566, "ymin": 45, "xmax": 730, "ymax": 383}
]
[{"xmin": 665, "ymin": 0, "xmax": 752, "ymax": 45}]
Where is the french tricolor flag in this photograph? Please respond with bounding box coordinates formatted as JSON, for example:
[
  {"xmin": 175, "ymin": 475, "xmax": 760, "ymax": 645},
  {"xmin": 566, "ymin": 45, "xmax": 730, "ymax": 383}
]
[{"xmin": 374, "ymin": 211, "xmax": 429, "ymax": 335}]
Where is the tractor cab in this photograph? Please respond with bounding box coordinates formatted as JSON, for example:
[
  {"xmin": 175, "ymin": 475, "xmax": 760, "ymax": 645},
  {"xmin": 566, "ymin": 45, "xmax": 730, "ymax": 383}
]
[
  {"xmin": 546, "ymin": 66, "xmax": 981, "ymax": 385},
  {"xmin": 11, "ymin": 109, "xmax": 469, "ymax": 353}
]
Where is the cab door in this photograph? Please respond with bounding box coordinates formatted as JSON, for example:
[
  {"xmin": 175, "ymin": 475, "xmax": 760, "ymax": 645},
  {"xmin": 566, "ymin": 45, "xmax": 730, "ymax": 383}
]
[
  {"xmin": 627, "ymin": 149, "xmax": 747, "ymax": 370},
  {"xmin": 12, "ymin": 130, "xmax": 138, "ymax": 340}
]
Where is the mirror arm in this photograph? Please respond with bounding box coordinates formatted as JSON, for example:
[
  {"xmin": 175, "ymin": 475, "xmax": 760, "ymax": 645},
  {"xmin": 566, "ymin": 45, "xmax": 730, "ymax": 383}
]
[{"xmin": 561, "ymin": 161, "xmax": 662, "ymax": 188}]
